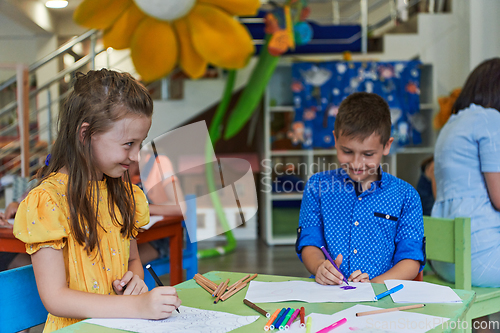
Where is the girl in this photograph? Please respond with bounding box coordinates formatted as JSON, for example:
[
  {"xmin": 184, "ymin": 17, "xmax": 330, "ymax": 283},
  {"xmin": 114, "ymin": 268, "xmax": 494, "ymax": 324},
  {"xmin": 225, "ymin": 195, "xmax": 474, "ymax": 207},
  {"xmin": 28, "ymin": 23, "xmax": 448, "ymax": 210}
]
[
  {"xmin": 13, "ymin": 69, "xmax": 181, "ymax": 332},
  {"xmin": 432, "ymin": 58, "xmax": 500, "ymax": 288}
]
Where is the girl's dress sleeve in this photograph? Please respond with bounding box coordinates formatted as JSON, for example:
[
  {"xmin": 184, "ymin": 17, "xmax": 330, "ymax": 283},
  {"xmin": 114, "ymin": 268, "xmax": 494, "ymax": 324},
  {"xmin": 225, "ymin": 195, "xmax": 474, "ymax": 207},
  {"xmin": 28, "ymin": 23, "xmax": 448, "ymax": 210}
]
[
  {"xmin": 132, "ymin": 184, "xmax": 150, "ymax": 237},
  {"xmin": 13, "ymin": 189, "xmax": 69, "ymax": 254}
]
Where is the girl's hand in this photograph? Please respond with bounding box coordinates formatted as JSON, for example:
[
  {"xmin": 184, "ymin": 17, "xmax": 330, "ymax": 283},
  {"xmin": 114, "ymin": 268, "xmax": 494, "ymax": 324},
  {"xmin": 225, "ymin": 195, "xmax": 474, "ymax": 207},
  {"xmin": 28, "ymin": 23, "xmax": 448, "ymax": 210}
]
[
  {"xmin": 113, "ymin": 271, "xmax": 148, "ymax": 295},
  {"xmin": 348, "ymin": 270, "xmax": 370, "ymax": 283},
  {"xmin": 315, "ymin": 254, "xmax": 345, "ymax": 285},
  {"xmin": 137, "ymin": 286, "xmax": 181, "ymax": 319}
]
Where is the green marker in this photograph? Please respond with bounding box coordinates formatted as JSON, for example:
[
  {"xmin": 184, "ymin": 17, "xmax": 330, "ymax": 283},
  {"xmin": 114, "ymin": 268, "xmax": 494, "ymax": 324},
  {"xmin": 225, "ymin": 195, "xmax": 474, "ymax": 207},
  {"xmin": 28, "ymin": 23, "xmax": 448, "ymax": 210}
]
[{"xmin": 279, "ymin": 308, "xmax": 295, "ymax": 330}]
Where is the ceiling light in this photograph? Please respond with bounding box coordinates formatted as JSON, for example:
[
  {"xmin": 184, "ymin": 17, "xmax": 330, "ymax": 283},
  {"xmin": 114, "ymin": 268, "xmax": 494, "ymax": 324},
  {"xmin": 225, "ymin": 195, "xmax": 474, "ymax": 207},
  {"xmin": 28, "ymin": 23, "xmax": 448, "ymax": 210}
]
[{"xmin": 45, "ymin": 1, "xmax": 68, "ymax": 9}]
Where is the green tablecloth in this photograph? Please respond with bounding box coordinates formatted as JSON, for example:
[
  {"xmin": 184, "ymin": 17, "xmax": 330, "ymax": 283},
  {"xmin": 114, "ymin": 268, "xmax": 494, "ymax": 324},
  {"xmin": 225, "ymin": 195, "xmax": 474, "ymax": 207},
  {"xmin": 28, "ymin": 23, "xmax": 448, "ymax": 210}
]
[{"xmin": 56, "ymin": 271, "xmax": 475, "ymax": 333}]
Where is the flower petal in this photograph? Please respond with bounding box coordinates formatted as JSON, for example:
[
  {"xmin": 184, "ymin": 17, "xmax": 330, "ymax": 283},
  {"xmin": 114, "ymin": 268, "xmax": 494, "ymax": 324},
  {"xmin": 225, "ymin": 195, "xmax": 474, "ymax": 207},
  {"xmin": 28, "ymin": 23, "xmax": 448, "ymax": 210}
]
[
  {"xmin": 187, "ymin": 4, "xmax": 254, "ymax": 69},
  {"xmin": 103, "ymin": 3, "xmax": 145, "ymax": 50},
  {"xmin": 198, "ymin": 0, "xmax": 260, "ymax": 16},
  {"xmin": 173, "ymin": 18, "xmax": 207, "ymax": 79},
  {"xmin": 130, "ymin": 18, "xmax": 178, "ymax": 82},
  {"xmin": 73, "ymin": 0, "xmax": 131, "ymax": 29}
]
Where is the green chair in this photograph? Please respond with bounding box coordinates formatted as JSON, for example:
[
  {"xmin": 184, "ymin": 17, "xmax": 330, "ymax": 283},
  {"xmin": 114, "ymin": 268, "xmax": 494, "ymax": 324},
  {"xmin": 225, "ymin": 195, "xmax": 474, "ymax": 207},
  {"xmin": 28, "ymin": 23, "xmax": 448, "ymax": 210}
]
[{"xmin": 423, "ymin": 216, "xmax": 500, "ymax": 332}]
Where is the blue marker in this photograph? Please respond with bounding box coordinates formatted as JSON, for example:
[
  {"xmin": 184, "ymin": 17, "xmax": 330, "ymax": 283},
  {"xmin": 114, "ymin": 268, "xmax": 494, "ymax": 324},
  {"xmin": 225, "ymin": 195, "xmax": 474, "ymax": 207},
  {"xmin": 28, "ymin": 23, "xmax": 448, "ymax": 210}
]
[
  {"xmin": 271, "ymin": 308, "xmax": 287, "ymax": 330},
  {"xmin": 373, "ymin": 283, "xmax": 404, "ymax": 301},
  {"xmin": 275, "ymin": 308, "xmax": 291, "ymax": 330}
]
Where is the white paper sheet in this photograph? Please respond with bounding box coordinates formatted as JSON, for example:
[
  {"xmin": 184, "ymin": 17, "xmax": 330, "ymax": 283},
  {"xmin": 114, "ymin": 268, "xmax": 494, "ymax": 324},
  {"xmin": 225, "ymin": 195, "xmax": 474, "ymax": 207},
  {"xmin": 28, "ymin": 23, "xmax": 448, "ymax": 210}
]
[
  {"xmin": 244, "ymin": 281, "xmax": 376, "ymax": 303},
  {"xmin": 286, "ymin": 304, "xmax": 450, "ymax": 333},
  {"xmin": 384, "ymin": 280, "xmax": 462, "ymax": 303},
  {"xmin": 85, "ymin": 305, "xmax": 259, "ymax": 333},
  {"xmin": 140, "ymin": 215, "xmax": 166, "ymax": 230}
]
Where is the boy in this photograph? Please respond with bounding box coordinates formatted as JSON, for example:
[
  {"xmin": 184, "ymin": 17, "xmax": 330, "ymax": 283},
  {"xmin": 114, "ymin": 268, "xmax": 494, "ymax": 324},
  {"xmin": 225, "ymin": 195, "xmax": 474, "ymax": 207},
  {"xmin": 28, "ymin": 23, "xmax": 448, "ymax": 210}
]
[{"xmin": 296, "ymin": 92, "xmax": 425, "ymax": 285}]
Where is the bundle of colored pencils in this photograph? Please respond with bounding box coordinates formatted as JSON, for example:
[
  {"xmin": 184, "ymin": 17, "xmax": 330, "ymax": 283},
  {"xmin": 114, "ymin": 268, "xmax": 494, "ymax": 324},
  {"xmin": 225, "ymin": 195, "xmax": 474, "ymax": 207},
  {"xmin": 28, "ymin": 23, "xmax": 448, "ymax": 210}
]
[{"xmin": 194, "ymin": 273, "xmax": 258, "ymax": 303}]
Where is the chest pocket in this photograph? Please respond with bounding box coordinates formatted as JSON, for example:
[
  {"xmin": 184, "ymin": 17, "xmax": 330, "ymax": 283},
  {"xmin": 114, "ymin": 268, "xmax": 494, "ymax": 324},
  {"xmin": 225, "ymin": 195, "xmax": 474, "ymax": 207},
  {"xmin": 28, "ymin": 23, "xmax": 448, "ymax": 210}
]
[{"xmin": 374, "ymin": 212, "xmax": 399, "ymax": 221}]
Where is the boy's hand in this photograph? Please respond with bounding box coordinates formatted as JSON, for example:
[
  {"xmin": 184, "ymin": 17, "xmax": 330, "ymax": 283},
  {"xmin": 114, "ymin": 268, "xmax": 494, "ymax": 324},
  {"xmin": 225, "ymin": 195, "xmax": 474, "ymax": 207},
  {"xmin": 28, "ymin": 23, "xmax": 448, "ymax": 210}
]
[
  {"xmin": 113, "ymin": 271, "xmax": 148, "ymax": 295},
  {"xmin": 137, "ymin": 286, "xmax": 181, "ymax": 319},
  {"xmin": 348, "ymin": 270, "xmax": 370, "ymax": 283},
  {"xmin": 315, "ymin": 254, "xmax": 345, "ymax": 285}
]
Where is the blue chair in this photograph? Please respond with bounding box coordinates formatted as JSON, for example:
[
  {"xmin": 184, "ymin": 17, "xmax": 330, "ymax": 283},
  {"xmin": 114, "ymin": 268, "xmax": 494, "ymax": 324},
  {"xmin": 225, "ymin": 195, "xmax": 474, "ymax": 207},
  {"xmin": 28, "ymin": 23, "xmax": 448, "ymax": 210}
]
[
  {"xmin": 144, "ymin": 194, "xmax": 198, "ymax": 289},
  {"xmin": 0, "ymin": 265, "xmax": 48, "ymax": 333}
]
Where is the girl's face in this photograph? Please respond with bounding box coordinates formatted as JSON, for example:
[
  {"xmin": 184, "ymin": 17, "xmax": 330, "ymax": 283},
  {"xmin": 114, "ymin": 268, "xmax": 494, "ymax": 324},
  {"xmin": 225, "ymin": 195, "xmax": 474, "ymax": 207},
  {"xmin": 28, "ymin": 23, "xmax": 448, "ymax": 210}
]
[{"xmin": 91, "ymin": 114, "xmax": 151, "ymax": 180}]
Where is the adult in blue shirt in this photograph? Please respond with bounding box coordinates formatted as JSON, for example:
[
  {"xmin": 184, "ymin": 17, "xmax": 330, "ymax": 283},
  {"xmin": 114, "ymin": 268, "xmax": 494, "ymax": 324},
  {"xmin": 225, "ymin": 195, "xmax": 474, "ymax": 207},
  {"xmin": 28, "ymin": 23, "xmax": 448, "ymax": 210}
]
[
  {"xmin": 296, "ymin": 92, "xmax": 425, "ymax": 285},
  {"xmin": 432, "ymin": 58, "xmax": 500, "ymax": 288}
]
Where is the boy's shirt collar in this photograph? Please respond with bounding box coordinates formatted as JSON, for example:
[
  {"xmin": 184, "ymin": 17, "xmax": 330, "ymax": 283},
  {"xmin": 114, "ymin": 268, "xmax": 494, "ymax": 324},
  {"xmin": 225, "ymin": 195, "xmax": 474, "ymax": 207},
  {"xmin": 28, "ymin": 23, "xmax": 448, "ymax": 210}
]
[{"xmin": 338, "ymin": 167, "xmax": 386, "ymax": 195}]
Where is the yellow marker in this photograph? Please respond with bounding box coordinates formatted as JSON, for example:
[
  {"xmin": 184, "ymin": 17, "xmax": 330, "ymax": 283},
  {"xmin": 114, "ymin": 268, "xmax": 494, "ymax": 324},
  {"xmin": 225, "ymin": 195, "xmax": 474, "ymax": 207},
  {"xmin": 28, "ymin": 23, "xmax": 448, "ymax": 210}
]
[{"xmin": 306, "ymin": 316, "xmax": 313, "ymax": 333}]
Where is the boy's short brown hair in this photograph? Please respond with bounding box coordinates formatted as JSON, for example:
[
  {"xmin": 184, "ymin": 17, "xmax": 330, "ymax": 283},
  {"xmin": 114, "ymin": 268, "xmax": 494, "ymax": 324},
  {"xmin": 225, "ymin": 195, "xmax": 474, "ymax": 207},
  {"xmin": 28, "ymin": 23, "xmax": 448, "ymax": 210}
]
[{"xmin": 334, "ymin": 92, "xmax": 392, "ymax": 145}]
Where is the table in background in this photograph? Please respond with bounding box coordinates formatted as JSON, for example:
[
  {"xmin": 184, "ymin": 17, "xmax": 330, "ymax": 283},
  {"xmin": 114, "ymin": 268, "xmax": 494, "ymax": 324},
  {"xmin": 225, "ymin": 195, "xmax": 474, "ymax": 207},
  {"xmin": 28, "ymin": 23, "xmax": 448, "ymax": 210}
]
[
  {"xmin": 56, "ymin": 271, "xmax": 475, "ymax": 333},
  {"xmin": 0, "ymin": 215, "xmax": 184, "ymax": 285}
]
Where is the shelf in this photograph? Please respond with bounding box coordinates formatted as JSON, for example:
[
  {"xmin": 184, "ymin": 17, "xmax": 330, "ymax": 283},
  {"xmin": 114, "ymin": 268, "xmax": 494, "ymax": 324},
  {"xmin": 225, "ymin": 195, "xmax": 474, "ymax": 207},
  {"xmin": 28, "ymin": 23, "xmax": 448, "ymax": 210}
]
[
  {"xmin": 271, "ymin": 150, "xmax": 308, "ymax": 156},
  {"xmin": 266, "ymin": 235, "xmax": 297, "ymax": 245},
  {"xmin": 394, "ymin": 147, "xmax": 434, "ymax": 154},
  {"xmin": 269, "ymin": 106, "xmax": 294, "ymax": 113},
  {"xmin": 270, "ymin": 149, "xmax": 337, "ymax": 156},
  {"xmin": 271, "ymin": 193, "xmax": 303, "ymax": 200}
]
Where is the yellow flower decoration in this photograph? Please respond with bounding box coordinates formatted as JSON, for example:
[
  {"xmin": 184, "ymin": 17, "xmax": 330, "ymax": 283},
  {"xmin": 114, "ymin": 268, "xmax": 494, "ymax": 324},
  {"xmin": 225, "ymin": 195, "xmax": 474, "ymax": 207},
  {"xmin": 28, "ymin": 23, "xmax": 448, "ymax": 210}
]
[{"xmin": 74, "ymin": 0, "xmax": 260, "ymax": 82}]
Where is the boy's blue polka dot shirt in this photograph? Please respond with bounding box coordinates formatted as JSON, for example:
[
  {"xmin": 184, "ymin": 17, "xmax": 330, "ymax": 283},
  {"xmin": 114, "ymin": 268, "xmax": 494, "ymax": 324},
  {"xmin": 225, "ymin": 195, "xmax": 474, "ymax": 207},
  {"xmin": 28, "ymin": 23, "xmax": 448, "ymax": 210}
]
[{"xmin": 296, "ymin": 168, "xmax": 425, "ymax": 279}]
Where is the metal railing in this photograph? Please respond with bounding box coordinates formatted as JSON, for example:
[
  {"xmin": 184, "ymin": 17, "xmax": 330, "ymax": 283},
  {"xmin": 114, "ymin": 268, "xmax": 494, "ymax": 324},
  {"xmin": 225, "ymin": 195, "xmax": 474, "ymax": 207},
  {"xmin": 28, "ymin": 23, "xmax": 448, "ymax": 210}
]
[{"xmin": 0, "ymin": 29, "xmax": 102, "ymax": 178}]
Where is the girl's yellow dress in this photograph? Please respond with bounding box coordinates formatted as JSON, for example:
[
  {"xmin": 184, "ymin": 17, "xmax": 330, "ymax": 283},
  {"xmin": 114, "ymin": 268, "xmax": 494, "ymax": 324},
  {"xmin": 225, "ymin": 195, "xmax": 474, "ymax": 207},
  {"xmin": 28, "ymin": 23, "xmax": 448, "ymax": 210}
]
[{"xmin": 13, "ymin": 173, "xmax": 149, "ymax": 332}]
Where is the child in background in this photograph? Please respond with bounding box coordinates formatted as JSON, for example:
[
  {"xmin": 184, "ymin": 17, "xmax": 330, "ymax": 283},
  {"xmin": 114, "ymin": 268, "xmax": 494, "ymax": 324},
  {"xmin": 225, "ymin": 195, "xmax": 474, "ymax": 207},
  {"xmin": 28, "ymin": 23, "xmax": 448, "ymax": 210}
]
[
  {"xmin": 14, "ymin": 69, "xmax": 181, "ymax": 332},
  {"xmin": 128, "ymin": 157, "xmax": 185, "ymax": 264},
  {"xmin": 296, "ymin": 92, "xmax": 425, "ymax": 285},
  {"xmin": 416, "ymin": 156, "xmax": 435, "ymax": 216}
]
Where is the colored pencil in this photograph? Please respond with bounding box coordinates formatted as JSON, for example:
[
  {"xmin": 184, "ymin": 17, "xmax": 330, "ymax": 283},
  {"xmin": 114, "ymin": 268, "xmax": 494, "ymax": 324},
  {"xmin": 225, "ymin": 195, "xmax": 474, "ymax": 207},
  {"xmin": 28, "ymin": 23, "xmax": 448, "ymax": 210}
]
[
  {"xmin": 228, "ymin": 274, "xmax": 250, "ymax": 291},
  {"xmin": 221, "ymin": 282, "xmax": 247, "ymax": 301},
  {"xmin": 300, "ymin": 307, "xmax": 305, "ymax": 328},
  {"xmin": 146, "ymin": 264, "xmax": 180, "ymax": 313},
  {"xmin": 196, "ymin": 279, "xmax": 215, "ymax": 294},
  {"xmin": 211, "ymin": 280, "xmax": 224, "ymax": 297},
  {"xmin": 194, "ymin": 273, "xmax": 218, "ymax": 290},
  {"xmin": 264, "ymin": 308, "xmax": 281, "ymax": 331},
  {"xmin": 194, "ymin": 274, "xmax": 217, "ymax": 290},
  {"xmin": 243, "ymin": 273, "xmax": 258, "ymax": 283},
  {"xmin": 243, "ymin": 299, "xmax": 269, "ymax": 317},
  {"xmin": 214, "ymin": 279, "xmax": 229, "ymax": 303},
  {"xmin": 217, "ymin": 279, "xmax": 230, "ymax": 297},
  {"xmin": 356, "ymin": 304, "xmax": 425, "ymax": 317}
]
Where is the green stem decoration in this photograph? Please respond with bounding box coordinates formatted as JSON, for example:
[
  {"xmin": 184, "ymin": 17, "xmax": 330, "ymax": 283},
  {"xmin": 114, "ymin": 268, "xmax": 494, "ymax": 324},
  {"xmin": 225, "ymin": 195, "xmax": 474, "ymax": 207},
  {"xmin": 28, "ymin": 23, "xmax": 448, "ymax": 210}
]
[
  {"xmin": 223, "ymin": 36, "xmax": 280, "ymax": 140},
  {"xmin": 198, "ymin": 70, "xmax": 237, "ymax": 259},
  {"xmin": 198, "ymin": 36, "xmax": 280, "ymax": 258}
]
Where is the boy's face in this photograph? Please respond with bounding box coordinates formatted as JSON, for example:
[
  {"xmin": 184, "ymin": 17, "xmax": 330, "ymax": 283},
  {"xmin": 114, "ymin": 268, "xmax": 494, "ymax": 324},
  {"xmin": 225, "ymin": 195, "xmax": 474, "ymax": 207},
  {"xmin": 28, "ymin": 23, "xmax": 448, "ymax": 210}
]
[{"xmin": 334, "ymin": 131, "xmax": 393, "ymax": 184}]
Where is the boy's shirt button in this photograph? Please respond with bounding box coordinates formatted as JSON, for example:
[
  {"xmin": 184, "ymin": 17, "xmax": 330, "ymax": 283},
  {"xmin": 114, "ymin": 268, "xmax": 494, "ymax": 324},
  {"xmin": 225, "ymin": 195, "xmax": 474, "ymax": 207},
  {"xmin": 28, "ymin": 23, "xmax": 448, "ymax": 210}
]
[
  {"xmin": 354, "ymin": 221, "xmax": 359, "ymax": 226},
  {"xmin": 353, "ymin": 249, "xmax": 358, "ymax": 254},
  {"xmin": 385, "ymin": 215, "xmax": 390, "ymax": 219},
  {"xmin": 358, "ymin": 197, "xmax": 362, "ymax": 201}
]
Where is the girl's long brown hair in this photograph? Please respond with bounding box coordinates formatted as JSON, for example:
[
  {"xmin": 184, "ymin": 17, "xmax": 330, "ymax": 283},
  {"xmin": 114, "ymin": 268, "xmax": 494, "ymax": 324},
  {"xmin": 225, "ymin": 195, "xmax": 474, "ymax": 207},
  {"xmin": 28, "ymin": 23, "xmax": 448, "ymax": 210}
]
[{"xmin": 36, "ymin": 69, "xmax": 153, "ymax": 254}]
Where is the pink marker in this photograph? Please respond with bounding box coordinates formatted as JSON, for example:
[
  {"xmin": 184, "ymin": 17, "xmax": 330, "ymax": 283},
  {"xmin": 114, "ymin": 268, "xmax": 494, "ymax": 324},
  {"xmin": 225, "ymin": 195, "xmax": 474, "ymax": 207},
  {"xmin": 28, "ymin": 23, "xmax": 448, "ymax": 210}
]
[
  {"xmin": 285, "ymin": 308, "xmax": 301, "ymax": 329},
  {"xmin": 316, "ymin": 318, "xmax": 347, "ymax": 333}
]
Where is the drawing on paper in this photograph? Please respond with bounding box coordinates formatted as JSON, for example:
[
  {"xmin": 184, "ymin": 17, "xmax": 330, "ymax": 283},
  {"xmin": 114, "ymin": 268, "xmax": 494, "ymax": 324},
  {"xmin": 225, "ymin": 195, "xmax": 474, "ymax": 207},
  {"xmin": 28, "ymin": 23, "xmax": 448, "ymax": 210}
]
[{"xmin": 86, "ymin": 306, "xmax": 259, "ymax": 333}]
